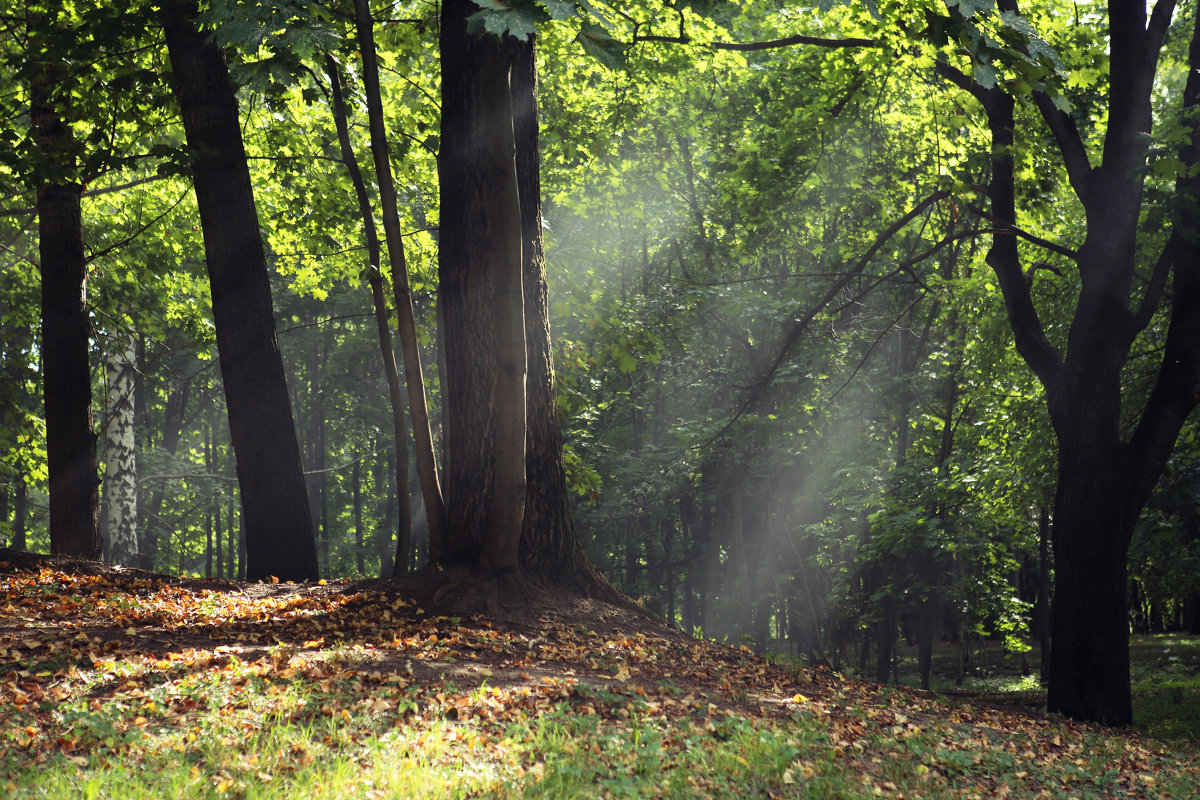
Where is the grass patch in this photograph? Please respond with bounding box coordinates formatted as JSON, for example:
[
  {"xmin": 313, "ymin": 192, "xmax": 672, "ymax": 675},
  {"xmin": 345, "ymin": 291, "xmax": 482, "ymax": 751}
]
[{"xmin": 3, "ymin": 556, "xmax": 1199, "ymax": 798}]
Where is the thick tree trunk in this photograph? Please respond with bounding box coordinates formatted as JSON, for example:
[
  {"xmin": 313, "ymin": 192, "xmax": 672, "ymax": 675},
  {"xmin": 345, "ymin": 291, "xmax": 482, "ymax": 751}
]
[
  {"xmin": 1045, "ymin": 449, "xmax": 1134, "ymax": 724},
  {"xmin": 104, "ymin": 331, "xmax": 138, "ymax": 566},
  {"xmin": 478, "ymin": 56, "xmax": 526, "ymax": 575},
  {"xmin": 439, "ymin": 0, "xmax": 516, "ymax": 564},
  {"xmin": 163, "ymin": 0, "xmax": 317, "ymax": 581},
  {"xmin": 509, "ymin": 36, "xmax": 611, "ymax": 591},
  {"xmin": 33, "ymin": 107, "xmax": 101, "ymax": 558}
]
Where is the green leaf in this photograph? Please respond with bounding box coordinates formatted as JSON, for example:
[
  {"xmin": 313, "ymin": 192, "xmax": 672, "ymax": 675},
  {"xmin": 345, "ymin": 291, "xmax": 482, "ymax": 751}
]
[
  {"xmin": 540, "ymin": 0, "xmax": 577, "ymax": 19},
  {"xmin": 673, "ymin": 0, "xmax": 734, "ymax": 15},
  {"xmin": 576, "ymin": 21, "xmax": 628, "ymax": 69},
  {"xmin": 973, "ymin": 61, "xmax": 998, "ymax": 89},
  {"xmin": 949, "ymin": 0, "xmax": 995, "ymax": 18},
  {"xmin": 997, "ymin": 10, "xmax": 1062, "ymax": 71},
  {"xmin": 466, "ymin": 4, "xmax": 548, "ymax": 39}
]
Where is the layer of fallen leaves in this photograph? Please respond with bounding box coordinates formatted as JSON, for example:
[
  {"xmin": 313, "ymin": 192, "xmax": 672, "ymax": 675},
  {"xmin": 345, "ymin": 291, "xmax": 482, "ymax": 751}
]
[{"xmin": 2, "ymin": 551, "xmax": 1198, "ymax": 799}]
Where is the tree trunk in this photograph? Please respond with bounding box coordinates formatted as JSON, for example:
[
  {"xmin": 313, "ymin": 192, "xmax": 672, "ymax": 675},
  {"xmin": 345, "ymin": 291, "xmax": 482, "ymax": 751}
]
[
  {"xmin": 204, "ymin": 421, "xmax": 214, "ymax": 578},
  {"xmin": 323, "ymin": 55, "xmax": 413, "ymax": 575},
  {"xmin": 513, "ymin": 40, "xmax": 616, "ymax": 591},
  {"xmin": 163, "ymin": 0, "xmax": 317, "ymax": 581},
  {"xmin": 353, "ymin": 457, "xmax": 365, "ymax": 575},
  {"xmin": 352, "ymin": 1, "xmax": 446, "ymax": 562},
  {"xmin": 104, "ymin": 331, "xmax": 138, "ymax": 566},
  {"xmin": 377, "ymin": 451, "xmax": 395, "ymax": 577},
  {"xmin": 31, "ymin": 33, "xmax": 101, "ymax": 560},
  {"xmin": 12, "ymin": 479, "xmax": 27, "ymax": 551},
  {"xmin": 1045, "ymin": 451, "xmax": 1134, "ymax": 724},
  {"xmin": 478, "ymin": 51, "xmax": 526, "ymax": 575},
  {"xmin": 141, "ymin": 379, "xmax": 189, "ymax": 570},
  {"xmin": 700, "ymin": 465, "xmax": 720, "ymax": 637},
  {"xmin": 438, "ymin": 0, "xmax": 517, "ymax": 565}
]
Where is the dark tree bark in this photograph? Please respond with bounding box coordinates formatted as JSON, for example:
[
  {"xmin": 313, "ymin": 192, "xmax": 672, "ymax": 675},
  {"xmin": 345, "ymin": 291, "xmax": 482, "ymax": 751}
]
[
  {"xmin": 31, "ymin": 49, "xmax": 101, "ymax": 560},
  {"xmin": 509, "ymin": 36, "xmax": 612, "ymax": 591},
  {"xmin": 438, "ymin": 0, "xmax": 516, "ymax": 565},
  {"xmin": 436, "ymin": 11, "xmax": 620, "ymax": 598},
  {"xmin": 938, "ymin": 0, "xmax": 1199, "ymax": 724},
  {"xmin": 12, "ymin": 480, "xmax": 27, "ymax": 551},
  {"xmin": 162, "ymin": 1, "xmax": 318, "ymax": 581}
]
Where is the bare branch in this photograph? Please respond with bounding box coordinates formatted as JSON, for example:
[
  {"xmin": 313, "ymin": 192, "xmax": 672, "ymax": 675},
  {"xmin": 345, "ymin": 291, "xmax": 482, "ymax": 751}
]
[
  {"xmin": 718, "ymin": 189, "xmax": 953, "ymax": 436},
  {"xmin": 964, "ymin": 202, "xmax": 1079, "ymax": 260},
  {"xmin": 633, "ymin": 32, "xmax": 879, "ymax": 51},
  {"xmin": 1130, "ymin": 232, "xmax": 1176, "ymax": 335}
]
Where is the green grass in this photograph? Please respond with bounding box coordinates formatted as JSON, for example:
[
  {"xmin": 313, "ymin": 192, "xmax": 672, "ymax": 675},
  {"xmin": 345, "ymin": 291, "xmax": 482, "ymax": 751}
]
[
  {"xmin": 1130, "ymin": 634, "xmax": 1200, "ymax": 741},
  {"xmin": 4, "ymin": 563, "xmax": 1199, "ymax": 799},
  {"xmin": 9, "ymin": 677, "xmax": 1196, "ymax": 800}
]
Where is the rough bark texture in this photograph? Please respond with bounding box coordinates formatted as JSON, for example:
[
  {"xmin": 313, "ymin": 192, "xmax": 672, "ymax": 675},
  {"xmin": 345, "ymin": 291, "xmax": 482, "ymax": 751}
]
[
  {"xmin": 163, "ymin": 0, "xmax": 318, "ymax": 581},
  {"xmin": 104, "ymin": 332, "xmax": 138, "ymax": 566},
  {"xmin": 476, "ymin": 46, "xmax": 526, "ymax": 576},
  {"xmin": 31, "ymin": 51, "xmax": 101, "ymax": 560},
  {"xmin": 438, "ymin": 0, "xmax": 508, "ymax": 563}
]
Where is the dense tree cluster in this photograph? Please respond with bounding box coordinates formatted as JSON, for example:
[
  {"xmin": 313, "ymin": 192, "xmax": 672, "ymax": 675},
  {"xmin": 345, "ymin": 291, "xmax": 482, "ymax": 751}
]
[{"xmin": 1, "ymin": 0, "xmax": 1198, "ymax": 725}]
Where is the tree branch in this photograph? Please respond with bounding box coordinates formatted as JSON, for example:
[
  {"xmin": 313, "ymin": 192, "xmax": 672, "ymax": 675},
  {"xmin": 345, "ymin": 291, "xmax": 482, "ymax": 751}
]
[
  {"xmin": 1130, "ymin": 232, "xmax": 1176, "ymax": 335},
  {"xmin": 1032, "ymin": 94, "xmax": 1092, "ymax": 200},
  {"xmin": 633, "ymin": 32, "xmax": 879, "ymax": 51},
  {"xmin": 963, "ymin": 202, "xmax": 1079, "ymax": 260},
  {"xmin": 720, "ymin": 189, "xmax": 953, "ymax": 436},
  {"xmin": 84, "ymin": 190, "xmax": 189, "ymax": 265},
  {"xmin": 1126, "ymin": 2, "xmax": 1200, "ymax": 510}
]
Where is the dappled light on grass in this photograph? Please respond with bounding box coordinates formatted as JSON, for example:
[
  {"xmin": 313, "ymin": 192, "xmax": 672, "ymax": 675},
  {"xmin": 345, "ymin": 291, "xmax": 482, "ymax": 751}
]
[{"xmin": 2, "ymin": 555, "xmax": 1199, "ymax": 798}]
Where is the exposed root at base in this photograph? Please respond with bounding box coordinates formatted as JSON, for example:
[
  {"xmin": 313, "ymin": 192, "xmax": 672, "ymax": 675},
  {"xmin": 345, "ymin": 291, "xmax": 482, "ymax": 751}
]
[{"xmin": 428, "ymin": 564, "xmax": 540, "ymax": 617}]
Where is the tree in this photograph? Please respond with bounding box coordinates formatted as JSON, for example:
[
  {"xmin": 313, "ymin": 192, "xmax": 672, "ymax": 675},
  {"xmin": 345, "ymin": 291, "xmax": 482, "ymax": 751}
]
[
  {"xmin": 29, "ymin": 10, "xmax": 101, "ymax": 559},
  {"xmin": 935, "ymin": 0, "xmax": 1200, "ymax": 723},
  {"xmin": 437, "ymin": 0, "xmax": 526, "ymax": 572},
  {"xmin": 323, "ymin": 53, "xmax": 415, "ymax": 575},
  {"xmin": 162, "ymin": 0, "xmax": 318, "ymax": 581},
  {"xmin": 350, "ymin": 0, "xmax": 447, "ymax": 566},
  {"xmin": 103, "ymin": 329, "xmax": 138, "ymax": 565},
  {"xmin": 511, "ymin": 34, "xmax": 610, "ymax": 588},
  {"xmin": 436, "ymin": 1, "xmax": 617, "ymax": 597}
]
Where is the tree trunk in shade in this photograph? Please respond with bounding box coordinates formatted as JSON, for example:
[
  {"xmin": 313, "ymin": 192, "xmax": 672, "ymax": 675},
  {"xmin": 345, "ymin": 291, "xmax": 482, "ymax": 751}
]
[
  {"xmin": 30, "ymin": 27, "xmax": 101, "ymax": 560},
  {"xmin": 162, "ymin": 0, "xmax": 317, "ymax": 581},
  {"xmin": 438, "ymin": 0, "xmax": 515, "ymax": 565}
]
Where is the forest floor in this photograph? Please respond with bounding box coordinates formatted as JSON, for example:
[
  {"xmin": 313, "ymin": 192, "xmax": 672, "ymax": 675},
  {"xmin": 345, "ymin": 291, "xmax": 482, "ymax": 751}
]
[{"xmin": 1, "ymin": 550, "xmax": 1198, "ymax": 799}]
